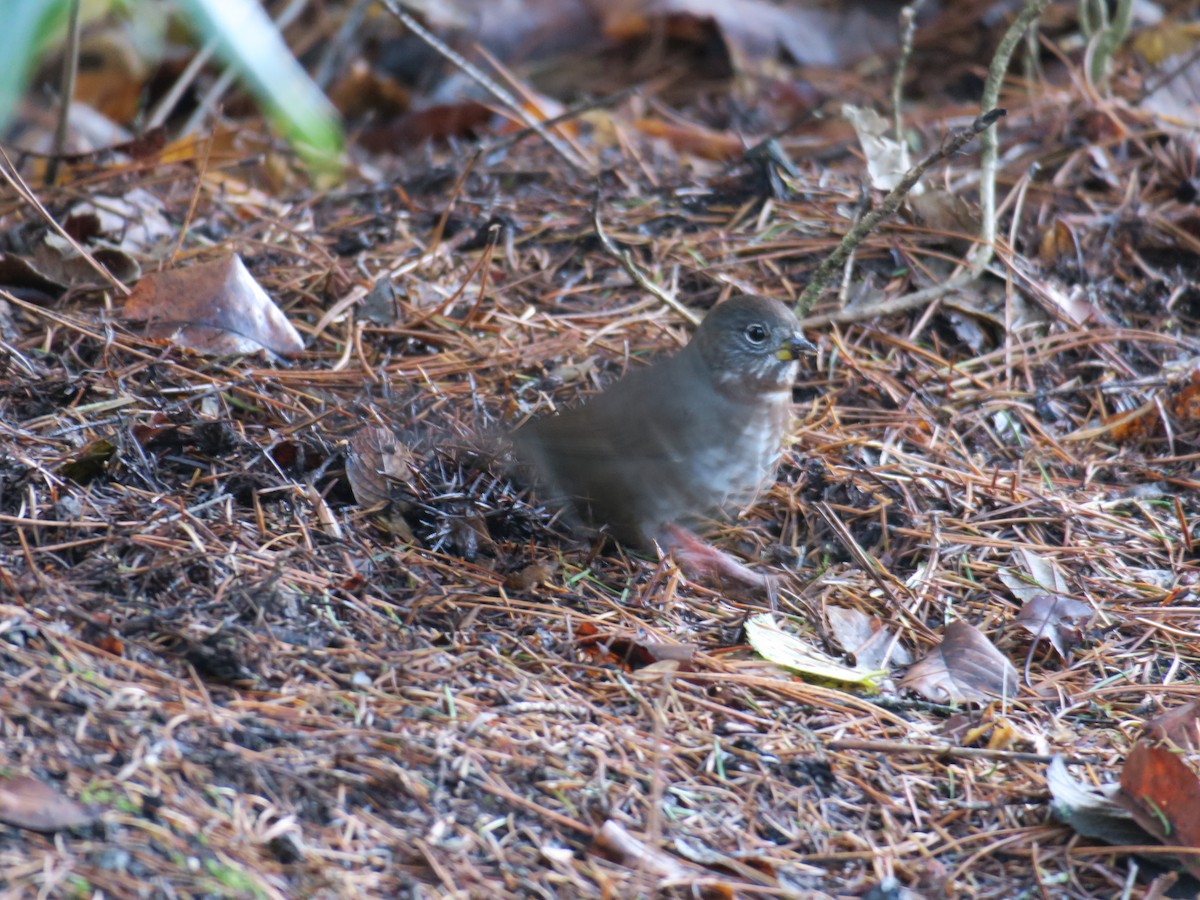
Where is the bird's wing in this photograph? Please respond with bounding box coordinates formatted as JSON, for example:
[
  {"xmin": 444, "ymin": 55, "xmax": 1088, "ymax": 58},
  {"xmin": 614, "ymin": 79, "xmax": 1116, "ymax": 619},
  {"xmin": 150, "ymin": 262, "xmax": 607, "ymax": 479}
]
[{"xmin": 512, "ymin": 352, "xmax": 735, "ymax": 540}]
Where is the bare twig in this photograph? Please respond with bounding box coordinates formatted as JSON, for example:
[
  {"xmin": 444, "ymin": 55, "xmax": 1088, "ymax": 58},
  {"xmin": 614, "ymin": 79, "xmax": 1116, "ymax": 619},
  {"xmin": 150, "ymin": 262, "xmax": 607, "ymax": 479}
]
[
  {"xmin": 46, "ymin": 0, "xmax": 82, "ymax": 186},
  {"xmin": 890, "ymin": 0, "xmax": 925, "ymax": 140},
  {"xmin": 967, "ymin": 0, "xmax": 1051, "ymax": 277},
  {"xmin": 591, "ymin": 193, "xmax": 702, "ymax": 326}
]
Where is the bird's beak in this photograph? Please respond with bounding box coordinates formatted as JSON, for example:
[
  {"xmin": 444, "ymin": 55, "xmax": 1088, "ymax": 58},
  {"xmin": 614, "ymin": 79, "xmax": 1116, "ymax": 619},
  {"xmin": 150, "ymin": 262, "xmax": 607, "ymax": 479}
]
[{"xmin": 775, "ymin": 335, "xmax": 817, "ymax": 361}]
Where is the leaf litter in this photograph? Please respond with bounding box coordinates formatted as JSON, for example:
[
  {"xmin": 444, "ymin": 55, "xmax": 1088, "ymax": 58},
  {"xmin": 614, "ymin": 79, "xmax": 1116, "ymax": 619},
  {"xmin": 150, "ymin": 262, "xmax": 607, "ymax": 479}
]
[{"xmin": 3, "ymin": 2, "xmax": 1200, "ymax": 897}]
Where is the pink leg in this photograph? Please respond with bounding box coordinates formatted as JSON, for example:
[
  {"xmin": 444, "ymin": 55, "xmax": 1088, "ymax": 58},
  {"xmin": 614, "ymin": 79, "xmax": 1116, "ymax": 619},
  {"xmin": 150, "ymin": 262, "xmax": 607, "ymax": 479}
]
[{"xmin": 659, "ymin": 523, "xmax": 778, "ymax": 604}]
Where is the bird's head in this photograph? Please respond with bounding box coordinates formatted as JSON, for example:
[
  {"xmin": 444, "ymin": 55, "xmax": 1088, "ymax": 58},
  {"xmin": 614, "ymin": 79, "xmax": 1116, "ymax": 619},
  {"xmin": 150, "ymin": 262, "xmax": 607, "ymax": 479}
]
[{"xmin": 692, "ymin": 295, "xmax": 815, "ymax": 391}]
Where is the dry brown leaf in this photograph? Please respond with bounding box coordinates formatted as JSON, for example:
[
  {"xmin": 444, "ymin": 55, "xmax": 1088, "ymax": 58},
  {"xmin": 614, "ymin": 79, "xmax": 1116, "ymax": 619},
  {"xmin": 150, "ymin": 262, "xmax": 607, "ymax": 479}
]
[
  {"xmin": 346, "ymin": 425, "xmax": 416, "ymax": 540},
  {"xmin": 899, "ymin": 621, "xmax": 1018, "ymax": 706},
  {"xmin": 123, "ymin": 255, "xmax": 304, "ymax": 357},
  {"xmin": 1013, "ymin": 594, "xmax": 1093, "ymax": 658},
  {"xmin": 1117, "ymin": 703, "xmax": 1200, "ymax": 879},
  {"xmin": 825, "ymin": 605, "xmax": 912, "ymax": 670},
  {"xmin": 908, "ymin": 189, "xmax": 980, "ymax": 241},
  {"xmin": 1001, "ymin": 550, "xmax": 1093, "ymax": 657},
  {"xmin": 0, "ymin": 252, "xmax": 71, "ymax": 296},
  {"xmin": 0, "ymin": 775, "xmax": 94, "ymax": 833}
]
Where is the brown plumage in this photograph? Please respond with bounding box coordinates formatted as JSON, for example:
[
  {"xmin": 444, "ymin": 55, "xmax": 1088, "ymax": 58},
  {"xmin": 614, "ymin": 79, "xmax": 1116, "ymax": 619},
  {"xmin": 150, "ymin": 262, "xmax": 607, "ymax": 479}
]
[{"xmin": 512, "ymin": 295, "xmax": 813, "ymax": 579}]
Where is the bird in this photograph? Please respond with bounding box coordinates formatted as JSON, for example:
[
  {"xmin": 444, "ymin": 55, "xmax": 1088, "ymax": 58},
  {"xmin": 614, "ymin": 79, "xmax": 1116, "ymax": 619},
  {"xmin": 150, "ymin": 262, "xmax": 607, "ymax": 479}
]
[{"xmin": 511, "ymin": 294, "xmax": 814, "ymax": 590}]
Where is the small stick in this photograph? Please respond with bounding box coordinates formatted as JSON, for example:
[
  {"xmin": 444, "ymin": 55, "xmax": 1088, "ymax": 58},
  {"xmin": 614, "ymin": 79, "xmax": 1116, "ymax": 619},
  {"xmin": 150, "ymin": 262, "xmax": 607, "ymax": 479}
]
[
  {"xmin": 590, "ymin": 192, "xmax": 702, "ymax": 326},
  {"xmin": 827, "ymin": 737, "xmax": 1102, "ymax": 766},
  {"xmin": 968, "ymin": 0, "xmax": 1051, "ymax": 277},
  {"xmin": 890, "ymin": 0, "xmax": 925, "ymax": 141},
  {"xmin": 47, "ymin": 0, "xmax": 83, "ymax": 186}
]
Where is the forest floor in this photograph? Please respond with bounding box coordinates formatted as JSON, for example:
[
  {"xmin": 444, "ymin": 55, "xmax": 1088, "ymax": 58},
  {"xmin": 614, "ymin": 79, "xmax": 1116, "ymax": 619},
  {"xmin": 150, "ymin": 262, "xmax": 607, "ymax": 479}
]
[{"xmin": 3, "ymin": 2, "xmax": 1200, "ymax": 897}]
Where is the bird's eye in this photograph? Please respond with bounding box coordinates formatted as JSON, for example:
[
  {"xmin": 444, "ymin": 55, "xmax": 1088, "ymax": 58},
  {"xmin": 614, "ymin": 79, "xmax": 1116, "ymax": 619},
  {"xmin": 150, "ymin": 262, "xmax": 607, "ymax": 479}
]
[{"xmin": 744, "ymin": 323, "xmax": 768, "ymax": 345}]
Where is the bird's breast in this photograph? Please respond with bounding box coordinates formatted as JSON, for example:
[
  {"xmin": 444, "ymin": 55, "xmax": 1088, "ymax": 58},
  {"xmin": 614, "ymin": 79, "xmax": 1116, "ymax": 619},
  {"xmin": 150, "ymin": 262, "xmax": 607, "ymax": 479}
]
[{"xmin": 682, "ymin": 386, "xmax": 793, "ymax": 510}]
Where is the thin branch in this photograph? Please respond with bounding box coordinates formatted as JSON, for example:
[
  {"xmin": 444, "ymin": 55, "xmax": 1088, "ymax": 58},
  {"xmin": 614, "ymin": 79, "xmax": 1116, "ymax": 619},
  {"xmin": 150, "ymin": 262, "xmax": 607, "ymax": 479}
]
[
  {"xmin": 46, "ymin": 0, "xmax": 83, "ymax": 186},
  {"xmin": 968, "ymin": 0, "xmax": 1051, "ymax": 277},
  {"xmin": 591, "ymin": 193, "xmax": 702, "ymax": 326},
  {"xmin": 890, "ymin": 0, "xmax": 925, "ymax": 140}
]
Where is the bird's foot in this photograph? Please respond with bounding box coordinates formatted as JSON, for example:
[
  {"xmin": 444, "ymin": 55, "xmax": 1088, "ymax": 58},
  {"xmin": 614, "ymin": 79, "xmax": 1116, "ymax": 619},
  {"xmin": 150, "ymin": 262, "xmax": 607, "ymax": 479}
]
[{"xmin": 660, "ymin": 523, "xmax": 778, "ymax": 606}]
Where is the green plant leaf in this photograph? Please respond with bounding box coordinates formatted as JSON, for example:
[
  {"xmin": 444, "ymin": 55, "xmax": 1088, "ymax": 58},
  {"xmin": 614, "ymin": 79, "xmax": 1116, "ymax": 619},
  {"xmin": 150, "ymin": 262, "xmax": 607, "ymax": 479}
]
[
  {"xmin": 0, "ymin": 0, "xmax": 71, "ymax": 133},
  {"xmin": 178, "ymin": 0, "xmax": 343, "ymax": 174}
]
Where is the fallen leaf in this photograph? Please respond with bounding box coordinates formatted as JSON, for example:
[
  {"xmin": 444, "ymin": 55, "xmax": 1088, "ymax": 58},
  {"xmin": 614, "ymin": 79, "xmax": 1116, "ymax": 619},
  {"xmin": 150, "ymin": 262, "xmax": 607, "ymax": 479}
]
[
  {"xmin": 746, "ymin": 614, "xmax": 884, "ymax": 689},
  {"xmin": 52, "ymin": 189, "xmax": 174, "ymax": 256},
  {"xmin": 1117, "ymin": 703, "xmax": 1200, "ymax": 879},
  {"xmin": 1047, "ymin": 756, "xmax": 1149, "ymax": 846},
  {"xmin": 999, "ymin": 548, "xmax": 1070, "ymax": 602},
  {"xmin": 0, "ymin": 775, "xmax": 94, "ymax": 833},
  {"xmin": 825, "ymin": 605, "xmax": 912, "ymax": 670},
  {"xmin": 843, "ymin": 104, "xmax": 914, "ymax": 193},
  {"xmin": 908, "ymin": 188, "xmax": 979, "ymax": 240},
  {"xmin": 899, "ymin": 621, "xmax": 1018, "ymax": 705},
  {"xmin": 1013, "ymin": 594, "xmax": 1093, "ymax": 657},
  {"xmin": 346, "ymin": 425, "xmax": 416, "ymax": 540},
  {"xmin": 123, "ymin": 255, "xmax": 305, "ymax": 358},
  {"xmin": 1001, "ymin": 550, "xmax": 1093, "ymax": 656}
]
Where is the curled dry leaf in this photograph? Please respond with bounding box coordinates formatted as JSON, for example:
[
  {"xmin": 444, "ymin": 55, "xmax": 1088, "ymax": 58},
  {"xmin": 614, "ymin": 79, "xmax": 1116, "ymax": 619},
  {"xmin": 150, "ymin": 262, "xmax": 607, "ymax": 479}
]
[
  {"xmin": 825, "ymin": 605, "xmax": 912, "ymax": 670},
  {"xmin": 123, "ymin": 254, "xmax": 304, "ymax": 357},
  {"xmin": 1046, "ymin": 757, "xmax": 1149, "ymax": 846},
  {"xmin": 899, "ymin": 621, "xmax": 1018, "ymax": 706},
  {"xmin": 54, "ymin": 189, "xmax": 174, "ymax": 256},
  {"xmin": 843, "ymin": 104, "xmax": 913, "ymax": 192},
  {"xmin": 1116, "ymin": 702, "xmax": 1200, "ymax": 879},
  {"xmin": 346, "ymin": 425, "xmax": 416, "ymax": 541},
  {"xmin": 1013, "ymin": 594, "xmax": 1093, "ymax": 657},
  {"xmin": 0, "ymin": 774, "xmax": 94, "ymax": 833},
  {"xmin": 746, "ymin": 614, "xmax": 884, "ymax": 689},
  {"xmin": 1001, "ymin": 549, "xmax": 1093, "ymax": 657}
]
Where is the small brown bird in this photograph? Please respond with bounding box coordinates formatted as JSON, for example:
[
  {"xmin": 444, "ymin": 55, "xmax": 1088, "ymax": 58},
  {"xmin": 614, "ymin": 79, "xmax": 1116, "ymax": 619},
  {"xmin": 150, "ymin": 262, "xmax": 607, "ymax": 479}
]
[{"xmin": 512, "ymin": 295, "xmax": 814, "ymax": 589}]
